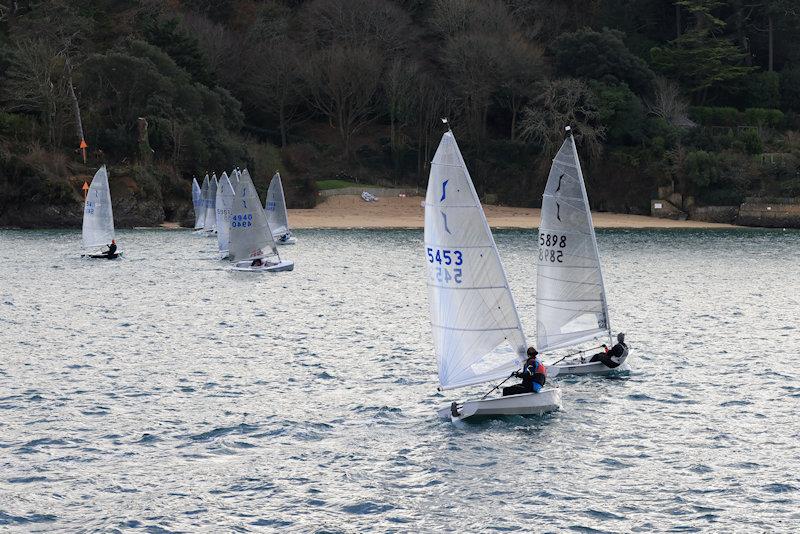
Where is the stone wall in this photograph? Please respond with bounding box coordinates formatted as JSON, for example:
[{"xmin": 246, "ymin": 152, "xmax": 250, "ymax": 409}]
[
  {"xmin": 319, "ymin": 187, "xmax": 421, "ymax": 198},
  {"xmin": 689, "ymin": 205, "xmax": 739, "ymax": 224},
  {"xmin": 736, "ymin": 199, "xmax": 800, "ymax": 228},
  {"xmin": 650, "ymin": 199, "xmax": 686, "ymax": 220}
]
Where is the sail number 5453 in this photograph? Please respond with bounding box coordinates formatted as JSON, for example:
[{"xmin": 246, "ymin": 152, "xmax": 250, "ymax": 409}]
[
  {"xmin": 427, "ymin": 247, "xmax": 463, "ymax": 284},
  {"xmin": 426, "ymin": 248, "xmax": 463, "ymax": 266}
]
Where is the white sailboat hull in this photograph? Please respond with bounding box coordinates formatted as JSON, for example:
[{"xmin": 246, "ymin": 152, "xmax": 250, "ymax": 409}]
[
  {"xmin": 548, "ymin": 349, "xmax": 631, "ymax": 377},
  {"xmin": 438, "ymin": 387, "xmax": 561, "ymax": 421},
  {"xmin": 231, "ymin": 259, "xmax": 294, "ymax": 272}
]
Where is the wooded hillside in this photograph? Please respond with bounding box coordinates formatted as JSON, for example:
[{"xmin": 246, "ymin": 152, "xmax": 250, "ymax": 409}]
[{"xmin": 1, "ymin": 0, "xmax": 799, "ymax": 226}]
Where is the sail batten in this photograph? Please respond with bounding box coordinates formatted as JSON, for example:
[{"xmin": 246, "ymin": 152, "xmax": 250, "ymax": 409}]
[
  {"xmin": 536, "ymin": 133, "xmax": 611, "ymax": 353},
  {"xmin": 425, "ymin": 130, "xmax": 526, "ymax": 391}
]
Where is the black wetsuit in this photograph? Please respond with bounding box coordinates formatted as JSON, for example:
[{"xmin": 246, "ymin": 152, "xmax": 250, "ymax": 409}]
[
  {"xmin": 589, "ymin": 342, "xmax": 627, "ymax": 368},
  {"xmin": 105, "ymin": 243, "xmax": 117, "ymax": 258}
]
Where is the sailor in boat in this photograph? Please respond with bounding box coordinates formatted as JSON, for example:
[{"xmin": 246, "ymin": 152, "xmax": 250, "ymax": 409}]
[
  {"xmin": 251, "ymin": 258, "xmax": 263, "ymax": 267},
  {"xmin": 278, "ymin": 232, "xmax": 292, "ymax": 243},
  {"xmin": 502, "ymin": 347, "xmax": 547, "ymax": 396},
  {"xmin": 103, "ymin": 239, "xmax": 117, "ymax": 259},
  {"xmin": 588, "ymin": 333, "xmax": 627, "ymax": 368}
]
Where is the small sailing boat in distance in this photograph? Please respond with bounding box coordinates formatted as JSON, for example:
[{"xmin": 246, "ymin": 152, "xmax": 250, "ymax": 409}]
[
  {"xmin": 215, "ymin": 172, "xmax": 236, "ymax": 259},
  {"xmin": 82, "ymin": 165, "xmax": 121, "ymax": 259},
  {"xmin": 538, "ymin": 127, "xmax": 630, "ymax": 376},
  {"xmin": 264, "ymin": 171, "xmax": 296, "ymax": 245},
  {"xmin": 192, "ymin": 176, "xmax": 203, "ymax": 230},
  {"xmin": 194, "ymin": 174, "xmax": 209, "ymax": 234},
  {"xmin": 228, "ymin": 170, "xmax": 294, "ymax": 272},
  {"xmin": 425, "ymin": 124, "xmax": 561, "ymax": 421},
  {"xmin": 202, "ymin": 173, "xmax": 218, "ymax": 235}
]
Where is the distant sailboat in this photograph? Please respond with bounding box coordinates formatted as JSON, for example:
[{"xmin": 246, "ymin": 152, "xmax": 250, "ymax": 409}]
[
  {"xmin": 194, "ymin": 174, "xmax": 209, "ymax": 234},
  {"xmin": 202, "ymin": 173, "xmax": 218, "ymax": 235},
  {"xmin": 538, "ymin": 127, "xmax": 630, "ymax": 376},
  {"xmin": 425, "ymin": 126, "xmax": 560, "ymax": 421},
  {"xmin": 264, "ymin": 171, "xmax": 296, "ymax": 245},
  {"xmin": 192, "ymin": 177, "xmax": 203, "ymax": 229},
  {"xmin": 215, "ymin": 172, "xmax": 236, "ymax": 258},
  {"xmin": 228, "ymin": 170, "xmax": 294, "ymax": 272},
  {"xmin": 82, "ymin": 165, "xmax": 120, "ymax": 259}
]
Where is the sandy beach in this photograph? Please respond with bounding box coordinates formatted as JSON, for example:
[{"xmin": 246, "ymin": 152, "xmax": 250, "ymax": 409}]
[{"xmin": 287, "ymin": 195, "xmax": 739, "ymax": 229}]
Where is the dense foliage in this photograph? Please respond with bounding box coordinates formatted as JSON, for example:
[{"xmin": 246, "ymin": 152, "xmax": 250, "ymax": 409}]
[{"xmin": 2, "ymin": 0, "xmax": 800, "ymax": 220}]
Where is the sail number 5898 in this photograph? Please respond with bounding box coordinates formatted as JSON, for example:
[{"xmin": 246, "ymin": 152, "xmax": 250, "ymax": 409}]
[{"xmin": 539, "ymin": 233, "xmax": 567, "ymax": 263}]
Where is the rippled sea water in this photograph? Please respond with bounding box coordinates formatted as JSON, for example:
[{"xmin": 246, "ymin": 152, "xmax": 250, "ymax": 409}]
[{"xmin": 1, "ymin": 228, "xmax": 798, "ymax": 532}]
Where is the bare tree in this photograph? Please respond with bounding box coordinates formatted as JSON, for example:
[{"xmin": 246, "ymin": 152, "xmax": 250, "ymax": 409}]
[
  {"xmin": 2, "ymin": 39, "xmax": 69, "ymax": 148},
  {"xmin": 441, "ymin": 32, "xmax": 506, "ymax": 141},
  {"xmin": 303, "ymin": 45, "xmax": 383, "ymax": 159},
  {"xmin": 646, "ymin": 76, "xmax": 691, "ymax": 127},
  {"xmin": 496, "ymin": 37, "xmax": 544, "ymax": 140},
  {"xmin": 384, "ymin": 58, "xmax": 419, "ymax": 164},
  {"xmin": 519, "ymin": 78, "xmax": 605, "ymax": 161},
  {"xmin": 429, "ymin": 0, "xmax": 516, "ymax": 37},
  {"xmin": 300, "ymin": 0, "xmax": 413, "ymax": 54}
]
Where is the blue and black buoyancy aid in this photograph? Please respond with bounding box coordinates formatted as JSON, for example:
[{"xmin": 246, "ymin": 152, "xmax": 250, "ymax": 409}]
[{"xmin": 523, "ymin": 357, "xmax": 547, "ymax": 388}]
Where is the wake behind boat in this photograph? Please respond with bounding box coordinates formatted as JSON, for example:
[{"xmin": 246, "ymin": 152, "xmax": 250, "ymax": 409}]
[
  {"xmin": 424, "ymin": 124, "xmax": 560, "ymax": 422},
  {"xmin": 537, "ymin": 127, "xmax": 630, "ymax": 377},
  {"xmin": 82, "ymin": 165, "xmax": 122, "ymax": 259}
]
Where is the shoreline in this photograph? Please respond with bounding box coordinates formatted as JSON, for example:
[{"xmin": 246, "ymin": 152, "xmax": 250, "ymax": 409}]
[{"xmin": 284, "ymin": 195, "xmax": 741, "ymax": 230}]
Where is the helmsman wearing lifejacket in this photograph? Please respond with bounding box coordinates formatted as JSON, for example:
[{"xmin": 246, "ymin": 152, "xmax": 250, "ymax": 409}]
[
  {"xmin": 589, "ymin": 333, "xmax": 627, "ymax": 368},
  {"xmin": 503, "ymin": 347, "xmax": 547, "ymax": 396}
]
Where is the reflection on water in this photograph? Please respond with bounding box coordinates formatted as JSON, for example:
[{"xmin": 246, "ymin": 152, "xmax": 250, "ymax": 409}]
[{"xmin": 0, "ymin": 228, "xmax": 798, "ymax": 531}]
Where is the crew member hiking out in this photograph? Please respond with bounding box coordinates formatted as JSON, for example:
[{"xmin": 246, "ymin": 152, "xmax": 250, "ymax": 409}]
[
  {"xmin": 503, "ymin": 347, "xmax": 546, "ymax": 396},
  {"xmin": 589, "ymin": 333, "xmax": 628, "ymax": 368}
]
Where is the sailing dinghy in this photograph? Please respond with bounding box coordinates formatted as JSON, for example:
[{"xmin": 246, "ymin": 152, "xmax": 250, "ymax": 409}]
[
  {"xmin": 192, "ymin": 177, "xmax": 203, "ymax": 229},
  {"xmin": 228, "ymin": 170, "xmax": 294, "ymax": 272},
  {"xmin": 82, "ymin": 165, "xmax": 121, "ymax": 259},
  {"xmin": 425, "ymin": 127, "xmax": 560, "ymax": 421},
  {"xmin": 193, "ymin": 174, "xmax": 209, "ymax": 234},
  {"xmin": 202, "ymin": 173, "xmax": 218, "ymax": 235},
  {"xmin": 215, "ymin": 172, "xmax": 236, "ymax": 258},
  {"xmin": 264, "ymin": 172, "xmax": 296, "ymax": 245},
  {"xmin": 538, "ymin": 127, "xmax": 630, "ymax": 376}
]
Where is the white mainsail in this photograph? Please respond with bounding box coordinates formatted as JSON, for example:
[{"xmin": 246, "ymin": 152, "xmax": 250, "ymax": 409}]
[
  {"xmin": 192, "ymin": 177, "xmax": 203, "ymax": 229},
  {"xmin": 82, "ymin": 165, "xmax": 116, "ymax": 250},
  {"xmin": 264, "ymin": 172, "xmax": 290, "ymax": 237},
  {"xmin": 215, "ymin": 173, "xmax": 236, "ymax": 255},
  {"xmin": 424, "ymin": 130, "xmax": 526, "ymax": 390},
  {"xmin": 228, "ymin": 170, "xmax": 279, "ymax": 262},
  {"xmin": 203, "ymin": 174, "xmax": 218, "ymax": 232},
  {"xmin": 536, "ymin": 130, "xmax": 611, "ymax": 353},
  {"xmin": 196, "ymin": 174, "xmax": 209, "ymax": 229}
]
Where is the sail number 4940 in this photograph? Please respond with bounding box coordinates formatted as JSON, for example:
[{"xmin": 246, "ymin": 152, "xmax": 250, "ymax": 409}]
[{"xmin": 427, "ymin": 247, "xmax": 463, "ymax": 284}]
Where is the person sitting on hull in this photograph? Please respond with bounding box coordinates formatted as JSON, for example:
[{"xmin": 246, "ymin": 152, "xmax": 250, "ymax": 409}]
[
  {"xmin": 104, "ymin": 239, "xmax": 117, "ymax": 259},
  {"xmin": 278, "ymin": 233, "xmax": 292, "ymax": 243},
  {"xmin": 589, "ymin": 333, "xmax": 627, "ymax": 368},
  {"xmin": 503, "ymin": 347, "xmax": 546, "ymax": 396}
]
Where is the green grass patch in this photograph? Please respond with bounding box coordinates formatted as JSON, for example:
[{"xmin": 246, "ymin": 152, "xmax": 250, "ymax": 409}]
[{"xmin": 316, "ymin": 179, "xmax": 363, "ymax": 190}]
